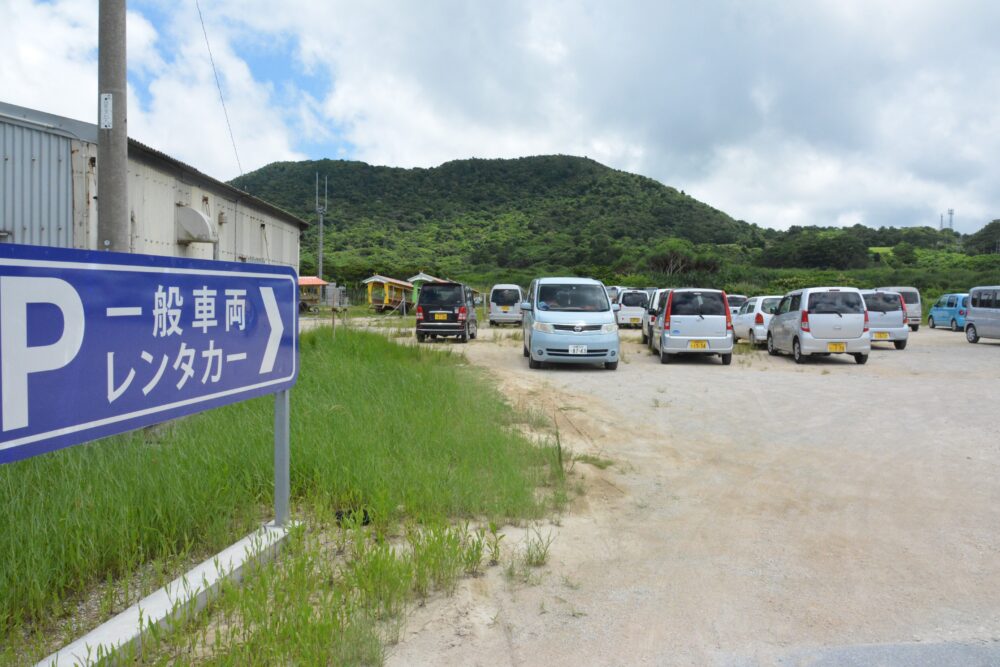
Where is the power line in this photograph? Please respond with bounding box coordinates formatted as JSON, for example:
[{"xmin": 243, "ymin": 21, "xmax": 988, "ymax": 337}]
[{"xmin": 195, "ymin": 0, "xmax": 243, "ymax": 176}]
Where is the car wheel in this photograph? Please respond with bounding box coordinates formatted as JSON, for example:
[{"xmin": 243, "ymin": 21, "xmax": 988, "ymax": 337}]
[
  {"xmin": 748, "ymin": 330, "xmax": 756, "ymax": 346},
  {"xmin": 928, "ymin": 316, "xmax": 935, "ymax": 329},
  {"xmin": 605, "ymin": 361, "xmax": 619, "ymax": 370},
  {"xmin": 950, "ymin": 319, "xmax": 958, "ymax": 332},
  {"xmin": 910, "ymin": 324, "xmax": 919, "ymax": 332},
  {"xmin": 894, "ymin": 340, "xmax": 907, "ymax": 350},
  {"xmin": 489, "ymin": 320, "xmax": 495, "ymax": 327},
  {"xmin": 528, "ymin": 356, "xmax": 541, "ymax": 369},
  {"xmin": 721, "ymin": 353, "xmax": 732, "ymax": 366},
  {"xmin": 416, "ymin": 332, "xmax": 425, "ymax": 342},
  {"xmin": 966, "ymin": 324, "xmax": 980, "ymax": 344},
  {"xmin": 459, "ymin": 326, "xmax": 469, "ymax": 343},
  {"xmin": 767, "ymin": 333, "xmax": 779, "ymax": 356},
  {"xmin": 470, "ymin": 322, "xmax": 478, "ymax": 339},
  {"xmin": 792, "ymin": 338, "xmax": 805, "ymax": 364},
  {"xmin": 854, "ymin": 353, "xmax": 869, "ymax": 365},
  {"xmin": 641, "ymin": 329, "xmax": 648, "ymax": 344},
  {"xmin": 660, "ymin": 347, "xmax": 671, "ymax": 364},
  {"xmin": 523, "ymin": 342, "xmax": 529, "ymax": 357}
]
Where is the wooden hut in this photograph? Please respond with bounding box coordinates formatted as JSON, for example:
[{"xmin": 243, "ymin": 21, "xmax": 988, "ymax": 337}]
[
  {"xmin": 362, "ymin": 275, "xmax": 414, "ymax": 312},
  {"xmin": 298, "ymin": 276, "xmax": 328, "ymax": 313},
  {"xmin": 407, "ymin": 271, "xmax": 446, "ymax": 303}
]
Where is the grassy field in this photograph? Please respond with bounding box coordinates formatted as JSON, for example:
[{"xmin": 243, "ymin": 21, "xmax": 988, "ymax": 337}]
[{"xmin": 1, "ymin": 328, "xmax": 565, "ymax": 664}]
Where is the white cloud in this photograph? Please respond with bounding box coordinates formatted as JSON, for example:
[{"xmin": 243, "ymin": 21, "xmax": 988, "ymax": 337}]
[{"xmin": 4, "ymin": 0, "xmax": 999, "ymax": 230}]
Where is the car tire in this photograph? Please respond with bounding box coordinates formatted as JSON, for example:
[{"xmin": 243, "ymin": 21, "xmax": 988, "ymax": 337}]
[
  {"xmin": 489, "ymin": 320, "xmax": 495, "ymax": 327},
  {"xmin": 767, "ymin": 333, "xmax": 779, "ymax": 356},
  {"xmin": 894, "ymin": 340, "xmax": 907, "ymax": 350},
  {"xmin": 416, "ymin": 332, "xmax": 425, "ymax": 343},
  {"xmin": 792, "ymin": 338, "xmax": 805, "ymax": 364},
  {"xmin": 660, "ymin": 347, "xmax": 671, "ymax": 364},
  {"xmin": 605, "ymin": 361, "xmax": 619, "ymax": 370},
  {"xmin": 470, "ymin": 322, "xmax": 478, "ymax": 339},
  {"xmin": 641, "ymin": 329, "xmax": 648, "ymax": 344},
  {"xmin": 528, "ymin": 356, "xmax": 541, "ymax": 369},
  {"xmin": 928, "ymin": 316, "xmax": 935, "ymax": 329},
  {"xmin": 854, "ymin": 353, "xmax": 869, "ymax": 365},
  {"xmin": 523, "ymin": 343, "xmax": 529, "ymax": 357},
  {"xmin": 966, "ymin": 324, "xmax": 980, "ymax": 344},
  {"xmin": 950, "ymin": 319, "xmax": 958, "ymax": 332},
  {"xmin": 721, "ymin": 353, "xmax": 732, "ymax": 366},
  {"xmin": 459, "ymin": 326, "xmax": 469, "ymax": 343},
  {"xmin": 748, "ymin": 330, "xmax": 756, "ymax": 346},
  {"xmin": 910, "ymin": 324, "xmax": 919, "ymax": 332}
]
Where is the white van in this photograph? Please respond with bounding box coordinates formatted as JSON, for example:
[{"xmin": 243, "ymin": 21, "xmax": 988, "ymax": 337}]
[
  {"xmin": 616, "ymin": 289, "xmax": 649, "ymax": 328},
  {"xmin": 488, "ymin": 284, "xmax": 524, "ymax": 326},
  {"xmin": 965, "ymin": 286, "xmax": 1000, "ymax": 343}
]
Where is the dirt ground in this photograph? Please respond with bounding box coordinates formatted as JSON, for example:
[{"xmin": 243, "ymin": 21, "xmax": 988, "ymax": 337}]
[{"xmin": 383, "ymin": 326, "xmax": 1000, "ymax": 666}]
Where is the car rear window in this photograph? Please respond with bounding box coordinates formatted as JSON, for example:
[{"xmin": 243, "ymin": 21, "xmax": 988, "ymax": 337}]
[
  {"xmin": 807, "ymin": 291, "xmax": 864, "ymax": 314},
  {"xmin": 537, "ymin": 284, "xmax": 610, "ymax": 312},
  {"xmin": 620, "ymin": 291, "xmax": 649, "ymax": 308},
  {"xmin": 898, "ymin": 290, "xmax": 920, "ymax": 304},
  {"xmin": 491, "ymin": 288, "xmax": 520, "ymax": 306},
  {"xmin": 671, "ymin": 291, "xmax": 727, "ymax": 316},
  {"xmin": 864, "ymin": 292, "xmax": 902, "ymax": 312},
  {"xmin": 420, "ymin": 284, "xmax": 464, "ymax": 305},
  {"xmin": 727, "ymin": 296, "xmax": 747, "ymax": 308},
  {"xmin": 760, "ymin": 298, "xmax": 780, "ymax": 314}
]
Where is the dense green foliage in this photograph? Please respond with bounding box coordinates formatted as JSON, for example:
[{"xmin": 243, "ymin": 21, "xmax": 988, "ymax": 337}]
[{"xmin": 231, "ymin": 155, "xmax": 999, "ymax": 295}]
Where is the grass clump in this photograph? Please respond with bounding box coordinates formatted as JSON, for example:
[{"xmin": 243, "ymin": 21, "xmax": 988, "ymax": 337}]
[
  {"xmin": 575, "ymin": 454, "xmax": 614, "ymax": 470},
  {"xmin": 1, "ymin": 328, "xmax": 564, "ymax": 661}
]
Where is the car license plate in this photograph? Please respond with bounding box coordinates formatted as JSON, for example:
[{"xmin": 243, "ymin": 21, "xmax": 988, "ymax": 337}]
[
  {"xmin": 630, "ymin": 317, "xmax": 640, "ymax": 324},
  {"xmin": 568, "ymin": 345, "xmax": 588, "ymax": 355},
  {"xmin": 501, "ymin": 306, "xmax": 509, "ymax": 312},
  {"xmin": 434, "ymin": 313, "xmax": 447, "ymax": 321},
  {"xmin": 874, "ymin": 332, "xmax": 889, "ymax": 340},
  {"xmin": 688, "ymin": 340, "xmax": 708, "ymax": 349},
  {"xmin": 827, "ymin": 342, "xmax": 846, "ymax": 353}
]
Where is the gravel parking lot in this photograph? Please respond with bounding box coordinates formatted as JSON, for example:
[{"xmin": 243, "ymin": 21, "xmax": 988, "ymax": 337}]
[{"xmin": 388, "ymin": 327, "xmax": 1000, "ymax": 666}]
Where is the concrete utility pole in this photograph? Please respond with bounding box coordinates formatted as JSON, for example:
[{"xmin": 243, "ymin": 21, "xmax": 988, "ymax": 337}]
[
  {"xmin": 315, "ymin": 173, "xmax": 327, "ymax": 281},
  {"xmin": 948, "ymin": 208, "xmax": 954, "ymax": 230},
  {"xmin": 98, "ymin": 0, "xmax": 130, "ymax": 252}
]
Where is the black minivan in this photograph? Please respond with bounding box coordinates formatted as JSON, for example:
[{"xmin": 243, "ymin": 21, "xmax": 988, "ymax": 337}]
[{"xmin": 415, "ymin": 282, "xmax": 479, "ymax": 343}]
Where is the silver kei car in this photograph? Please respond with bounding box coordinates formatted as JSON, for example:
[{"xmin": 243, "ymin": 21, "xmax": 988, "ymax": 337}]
[{"xmin": 767, "ymin": 287, "xmax": 871, "ymax": 364}]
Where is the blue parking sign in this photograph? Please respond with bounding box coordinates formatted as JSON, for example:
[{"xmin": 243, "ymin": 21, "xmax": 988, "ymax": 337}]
[{"xmin": 0, "ymin": 244, "xmax": 298, "ymax": 463}]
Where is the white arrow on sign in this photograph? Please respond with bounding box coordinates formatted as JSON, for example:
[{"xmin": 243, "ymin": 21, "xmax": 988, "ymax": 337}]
[{"xmin": 259, "ymin": 287, "xmax": 284, "ymax": 374}]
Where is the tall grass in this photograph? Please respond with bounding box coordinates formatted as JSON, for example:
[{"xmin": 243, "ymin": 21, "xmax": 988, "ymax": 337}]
[{"xmin": 0, "ymin": 329, "xmax": 561, "ymax": 657}]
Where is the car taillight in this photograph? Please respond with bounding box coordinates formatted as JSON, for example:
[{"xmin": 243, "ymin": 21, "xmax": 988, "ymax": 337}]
[
  {"xmin": 959, "ymin": 309, "xmax": 967, "ymax": 316},
  {"xmin": 663, "ymin": 290, "xmax": 674, "ymax": 329},
  {"xmin": 864, "ymin": 310, "xmax": 870, "ymax": 333},
  {"xmin": 458, "ymin": 306, "xmax": 467, "ymax": 321},
  {"xmin": 800, "ymin": 310, "xmax": 810, "ymax": 332},
  {"xmin": 755, "ymin": 313, "xmax": 764, "ymax": 325},
  {"xmin": 416, "ymin": 305, "xmax": 424, "ymax": 321},
  {"xmin": 722, "ymin": 291, "xmax": 734, "ymax": 331},
  {"xmin": 899, "ymin": 295, "xmax": 908, "ymax": 322}
]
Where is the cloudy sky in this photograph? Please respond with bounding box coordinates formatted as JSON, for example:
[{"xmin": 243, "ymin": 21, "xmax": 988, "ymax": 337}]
[{"xmin": 2, "ymin": 0, "xmax": 997, "ymax": 232}]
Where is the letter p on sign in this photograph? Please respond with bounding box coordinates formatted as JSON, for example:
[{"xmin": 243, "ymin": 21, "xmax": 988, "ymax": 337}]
[{"xmin": 1, "ymin": 277, "xmax": 85, "ymax": 432}]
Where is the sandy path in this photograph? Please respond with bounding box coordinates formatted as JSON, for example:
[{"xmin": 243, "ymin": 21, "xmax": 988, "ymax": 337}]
[{"xmin": 379, "ymin": 326, "xmax": 1000, "ymax": 665}]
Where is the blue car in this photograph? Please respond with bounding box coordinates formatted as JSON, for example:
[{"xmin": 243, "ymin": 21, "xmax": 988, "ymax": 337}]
[{"xmin": 928, "ymin": 293, "xmax": 969, "ymax": 331}]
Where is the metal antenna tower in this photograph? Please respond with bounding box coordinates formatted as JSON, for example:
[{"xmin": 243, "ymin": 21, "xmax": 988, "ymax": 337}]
[{"xmin": 948, "ymin": 208, "xmax": 954, "ymax": 230}]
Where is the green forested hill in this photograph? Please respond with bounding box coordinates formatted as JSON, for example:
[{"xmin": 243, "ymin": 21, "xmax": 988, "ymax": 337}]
[{"xmin": 231, "ymin": 155, "xmax": 767, "ymax": 283}]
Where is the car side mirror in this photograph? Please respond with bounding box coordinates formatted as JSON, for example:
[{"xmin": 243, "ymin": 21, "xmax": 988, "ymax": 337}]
[
  {"xmin": 520, "ymin": 301, "xmax": 531, "ymax": 310},
  {"xmin": 612, "ymin": 303, "xmax": 621, "ymax": 312}
]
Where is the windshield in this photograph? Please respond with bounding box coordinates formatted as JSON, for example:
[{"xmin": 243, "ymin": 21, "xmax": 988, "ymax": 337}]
[
  {"xmin": 671, "ymin": 291, "xmax": 727, "ymax": 316},
  {"xmin": 491, "ymin": 288, "xmax": 520, "ymax": 306},
  {"xmin": 808, "ymin": 291, "xmax": 864, "ymax": 314},
  {"xmin": 761, "ymin": 298, "xmax": 780, "ymax": 314},
  {"xmin": 864, "ymin": 292, "xmax": 902, "ymax": 312},
  {"xmin": 420, "ymin": 284, "xmax": 464, "ymax": 305},
  {"xmin": 537, "ymin": 284, "xmax": 610, "ymax": 312},
  {"xmin": 727, "ymin": 296, "xmax": 747, "ymax": 308},
  {"xmin": 620, "ymin": 291, "xmax": 649, "ymax": 308}
]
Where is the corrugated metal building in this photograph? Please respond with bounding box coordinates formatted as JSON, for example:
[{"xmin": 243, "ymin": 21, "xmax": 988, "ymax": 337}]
[{"xmin": 0, "ymin": 101, "xmax": 306, "ymax": 268}]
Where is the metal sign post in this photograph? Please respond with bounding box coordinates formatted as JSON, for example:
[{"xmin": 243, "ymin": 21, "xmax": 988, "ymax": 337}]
[{"xmin": 274, "ymin": 389, "xmax": 290, "ymax": 526}]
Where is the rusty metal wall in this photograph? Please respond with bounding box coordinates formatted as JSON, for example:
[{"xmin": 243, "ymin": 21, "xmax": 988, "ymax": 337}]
[{"xmin": 0, "ymin": 120, "xmax": 74, "ymax": 247}]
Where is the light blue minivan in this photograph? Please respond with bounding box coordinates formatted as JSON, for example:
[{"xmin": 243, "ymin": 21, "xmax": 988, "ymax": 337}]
[
  {"xmin": 928, "ymin": 293, "xmax": 969, "ymax": 332},
  {"xmin": 521, "ymin": 277, "xmax": 621, "ymax": 370}
]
